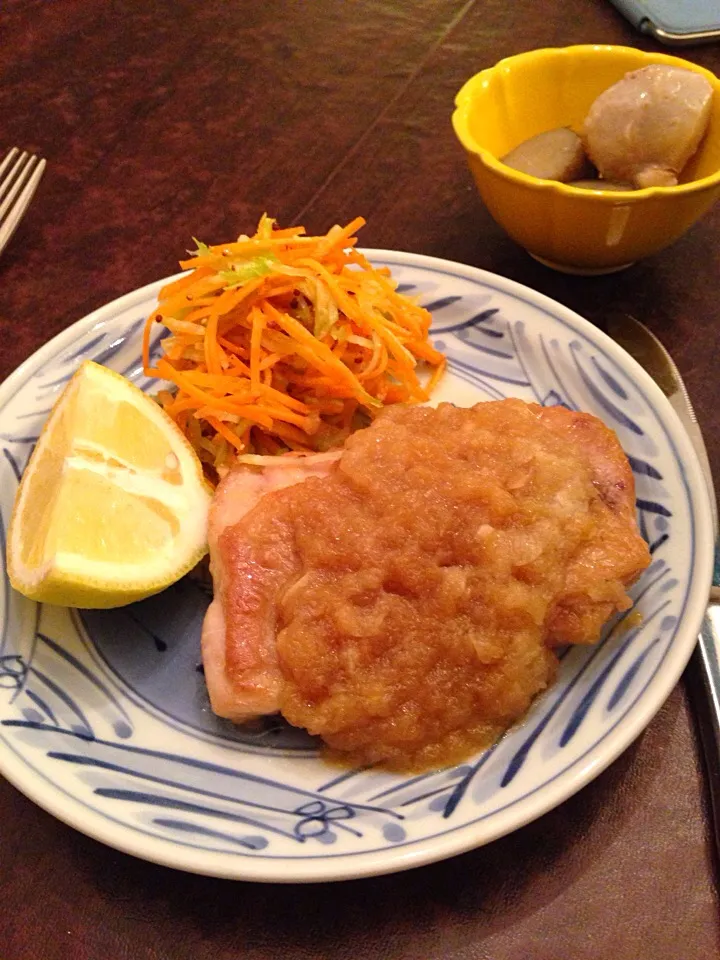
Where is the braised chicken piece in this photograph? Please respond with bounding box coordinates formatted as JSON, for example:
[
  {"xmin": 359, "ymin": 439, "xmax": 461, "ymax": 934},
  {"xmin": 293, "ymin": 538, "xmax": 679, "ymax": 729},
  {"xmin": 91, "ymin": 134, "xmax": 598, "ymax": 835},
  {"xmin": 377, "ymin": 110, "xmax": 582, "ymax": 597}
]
[{"xmin": 202, "ymin": 401, "xmax": 650, "ymax": 769}]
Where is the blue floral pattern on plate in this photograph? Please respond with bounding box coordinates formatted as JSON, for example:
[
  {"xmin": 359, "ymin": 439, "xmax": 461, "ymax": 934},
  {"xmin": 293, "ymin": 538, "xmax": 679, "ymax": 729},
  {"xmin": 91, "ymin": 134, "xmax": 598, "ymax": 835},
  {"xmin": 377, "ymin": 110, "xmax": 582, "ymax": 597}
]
[{"xmin": 0, "ymin": 253, "xmax": 712, "ymax": 882}]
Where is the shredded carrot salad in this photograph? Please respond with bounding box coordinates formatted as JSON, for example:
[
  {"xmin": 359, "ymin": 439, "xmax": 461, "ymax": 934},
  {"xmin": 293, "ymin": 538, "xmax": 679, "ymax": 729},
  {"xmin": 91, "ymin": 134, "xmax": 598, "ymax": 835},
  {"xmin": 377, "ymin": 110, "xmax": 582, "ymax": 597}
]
[{"xmin": 142, "ymin": 214, "xmax": 445, "ymax": 481}]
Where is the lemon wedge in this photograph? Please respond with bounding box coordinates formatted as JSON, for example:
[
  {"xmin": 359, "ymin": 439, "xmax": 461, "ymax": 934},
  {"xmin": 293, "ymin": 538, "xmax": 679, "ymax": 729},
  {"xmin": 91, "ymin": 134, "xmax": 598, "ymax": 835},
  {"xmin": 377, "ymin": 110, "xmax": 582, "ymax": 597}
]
[{"xmin": 7, "ymin": 360, "xmax": 212, "ymax": 608}]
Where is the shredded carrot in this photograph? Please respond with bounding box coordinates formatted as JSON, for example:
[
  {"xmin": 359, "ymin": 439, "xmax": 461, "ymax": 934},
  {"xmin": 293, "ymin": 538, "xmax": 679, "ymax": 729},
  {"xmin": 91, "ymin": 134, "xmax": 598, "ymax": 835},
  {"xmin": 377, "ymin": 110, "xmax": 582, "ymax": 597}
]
[
  {"xmin": 249, "ymin": 306, "xmax": 264, "ymax": 390},
  {"xmin": 142, "ymin": 214, "xmax": 445, "ymax": 482},
  {"xmin": 206, "ymin": 415, "xmax": 246, "ymax": 453}
]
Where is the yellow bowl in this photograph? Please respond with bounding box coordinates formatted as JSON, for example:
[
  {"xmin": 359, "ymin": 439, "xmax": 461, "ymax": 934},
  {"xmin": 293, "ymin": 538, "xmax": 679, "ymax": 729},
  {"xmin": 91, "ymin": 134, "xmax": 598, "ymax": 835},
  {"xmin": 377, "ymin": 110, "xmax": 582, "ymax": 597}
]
[{"xmin": 452, "ymin": 45, "xmax": 720, "ymax": 274}]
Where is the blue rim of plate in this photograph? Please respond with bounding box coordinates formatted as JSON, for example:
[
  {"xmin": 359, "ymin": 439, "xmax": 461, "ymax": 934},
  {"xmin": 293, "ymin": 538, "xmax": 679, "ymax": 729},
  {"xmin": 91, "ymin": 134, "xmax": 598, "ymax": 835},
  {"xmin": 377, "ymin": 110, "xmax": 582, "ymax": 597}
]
[{"xmin": 0, "ymin": 250, "xmax": 713, "ymax": 882}]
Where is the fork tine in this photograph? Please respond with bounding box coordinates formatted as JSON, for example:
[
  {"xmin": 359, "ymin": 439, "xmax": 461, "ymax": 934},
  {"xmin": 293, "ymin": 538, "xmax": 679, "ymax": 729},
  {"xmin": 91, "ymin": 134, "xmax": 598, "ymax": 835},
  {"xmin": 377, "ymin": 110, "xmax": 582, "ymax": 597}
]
[
  {"xmin": 0, "ymin": 150, "xmax": 31, "ymax": 208},
  {"xmin": 0, "ymin": 147, "xmax": 20, "ymax": 183},
  {"xmin": 0, "ymin": 155, "xmax": 46, "ymax": 256},
  {"xmin": 0, "ymin": 153, "xmax": 37, "ymax": 220}
]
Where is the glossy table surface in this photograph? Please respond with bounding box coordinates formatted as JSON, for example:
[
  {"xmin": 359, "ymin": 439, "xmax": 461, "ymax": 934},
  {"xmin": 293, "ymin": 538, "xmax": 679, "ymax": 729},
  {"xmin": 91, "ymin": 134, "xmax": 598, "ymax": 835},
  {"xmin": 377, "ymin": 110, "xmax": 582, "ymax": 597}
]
[{"xmin": 1, "ymin": 1, "xmax": 719, "ymax": 957}]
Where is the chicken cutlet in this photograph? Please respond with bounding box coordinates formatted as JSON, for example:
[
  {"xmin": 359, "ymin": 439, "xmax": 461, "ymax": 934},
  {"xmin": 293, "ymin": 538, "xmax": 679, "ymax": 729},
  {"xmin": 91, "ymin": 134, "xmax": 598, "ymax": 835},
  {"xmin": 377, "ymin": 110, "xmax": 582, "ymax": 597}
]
[{"xmin": 202, "ymin": 400, "xmax": 650, "ymax": 769}]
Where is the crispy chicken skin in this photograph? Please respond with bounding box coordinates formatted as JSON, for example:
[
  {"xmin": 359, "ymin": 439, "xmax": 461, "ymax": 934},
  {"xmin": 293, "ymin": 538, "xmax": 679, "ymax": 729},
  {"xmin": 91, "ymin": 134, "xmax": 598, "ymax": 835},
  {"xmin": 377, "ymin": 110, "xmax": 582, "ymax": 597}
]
[{"xmin": 202, "ymin": 401, "xmax": 650, "ymax": 768}]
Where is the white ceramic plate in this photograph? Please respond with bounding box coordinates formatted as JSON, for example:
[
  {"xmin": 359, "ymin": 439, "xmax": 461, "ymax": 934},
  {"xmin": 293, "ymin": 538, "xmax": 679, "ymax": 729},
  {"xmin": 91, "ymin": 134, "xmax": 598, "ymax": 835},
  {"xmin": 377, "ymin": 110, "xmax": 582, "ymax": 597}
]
[{"xmin": 0, "ymin": 251, "xmax": 713, "ymax": 882}]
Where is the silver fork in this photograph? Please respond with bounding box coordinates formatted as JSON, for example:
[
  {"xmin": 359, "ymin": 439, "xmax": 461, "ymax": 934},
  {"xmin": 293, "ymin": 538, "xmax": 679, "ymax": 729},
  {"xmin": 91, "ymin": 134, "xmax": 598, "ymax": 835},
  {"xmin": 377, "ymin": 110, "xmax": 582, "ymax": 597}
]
[{"xmin": 0, "ymin": 147, "xmax": 46, "ymax": 256}]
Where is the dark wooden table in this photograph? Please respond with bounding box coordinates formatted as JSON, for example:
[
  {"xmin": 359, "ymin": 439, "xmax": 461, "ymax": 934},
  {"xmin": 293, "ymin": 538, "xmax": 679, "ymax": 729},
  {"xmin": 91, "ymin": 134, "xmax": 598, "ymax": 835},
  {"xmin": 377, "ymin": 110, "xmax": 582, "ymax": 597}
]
[{"xmin": 1, "ymin": 1, "xmax": 719, "ymax": 957}]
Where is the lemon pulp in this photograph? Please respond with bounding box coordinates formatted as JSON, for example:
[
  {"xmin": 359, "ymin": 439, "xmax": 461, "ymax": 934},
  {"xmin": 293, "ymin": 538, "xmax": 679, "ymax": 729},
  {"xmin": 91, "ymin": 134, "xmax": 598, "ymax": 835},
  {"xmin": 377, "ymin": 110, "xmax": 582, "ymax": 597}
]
[{"xmin": 7, "ymin": 360, "xmax": 212, "ymax": 608}]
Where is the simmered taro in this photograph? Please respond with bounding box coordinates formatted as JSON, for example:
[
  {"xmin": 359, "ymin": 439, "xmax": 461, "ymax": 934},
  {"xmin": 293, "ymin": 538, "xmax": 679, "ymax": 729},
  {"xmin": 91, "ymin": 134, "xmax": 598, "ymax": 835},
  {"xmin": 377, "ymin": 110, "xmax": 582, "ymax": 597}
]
[{"xmin": 582, "ymin": 65, "xmax": 713, "ymax": 189}]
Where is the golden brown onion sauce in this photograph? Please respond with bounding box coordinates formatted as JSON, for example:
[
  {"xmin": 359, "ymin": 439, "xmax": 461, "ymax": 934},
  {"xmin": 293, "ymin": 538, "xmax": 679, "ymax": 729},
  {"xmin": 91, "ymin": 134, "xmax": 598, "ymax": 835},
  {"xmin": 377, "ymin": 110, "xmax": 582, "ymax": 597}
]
[{"xmin": 233, "ymin": 400, "xmax": 651, "ymax": 771}]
